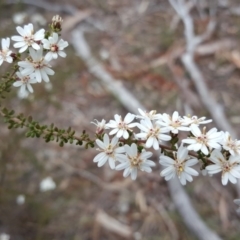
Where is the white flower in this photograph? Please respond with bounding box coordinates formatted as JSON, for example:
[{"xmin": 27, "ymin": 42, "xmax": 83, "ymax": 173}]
[
  {"xmin": 30, "ymin": 13, "xmax": 47, "ymax": 26},
  {"xmin": 16, "ymin": 194, "xmax": 25, "ymax": 205},
  {"xmin": 221, "ymin": 131, "xmax": 240, "ymax": 156},
  {"xmin": 40, "ymin": 177, "xmax": 56, "ymax": 192},
  {"xmin": 206, "ymin": 149, "xmax": 240, "ymax": 185},
  {"xmin": 18, "ymin": 47, "xmax": 54, "ymax": 83},
  {"xmin": 11, "ymin": 23, "xmax": 45, "ymax": 53},
  {"xmin": 42, "ymin": 32, "xmax": 68, "ymax": 61},
  {"xmin": 135, "ymin": 118, "xmax": 171, "ymax": 150},
  {"xmin": 136, "ymin": 108, "xmax": 162, "ymax": 121},
  {"xmin": 182, "ymin": 125, "xmax": 223, "ymax": 155},
  {"xmin": 0, "ymin": 233, "xmax": 10, "ymax": 240},
  {"xmin": 0, "ymin": 38, "xmax": 13, "ymax": 65},
  {"xmin": 181, "ymin": 115, "xmax": 212, "ymax": 127},
  {"xmin": 93, "ymin": 134, "xmax": 125, "ymax": 169},
  {"xmin": 13, "ymin": 12, "xmax": 27, "ymax": 24},
  {"xmin": 159, "ymin": 145, "xmax": 199, "ymax": 185},
  {"xmin": 13, "ymin": 71, "xmax": 37, "ymax": 96},
  {"xmin": 115, "ymin": 143, "xmax": 155, "ymax": 180},
  {"xmin": 91, "ymin": 119, "xmax": 108, "ymax": 134},
  {"xmin": 233, "ymin": 199, "xmax": 240, "ymax": 214},
  {"xmin": 106, "ymin": 113, "xmax": 137, "ymax": 139},
  {"xmin": 157, "ymin": 111, "xmax": 190, "ymax": 134}
]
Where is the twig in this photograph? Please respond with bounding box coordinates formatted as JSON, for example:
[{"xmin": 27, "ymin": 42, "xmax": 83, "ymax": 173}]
[
  {"xmin": 71, "ymin": 29, "xmax": 145, "ymax": 114},
  {"xmin": 60, "ymin": 158, "xmax": 132, "ymax": 191},
  {"xmin": 5, "ymin": 0, "xmax": 77, "ymax": 15},
  {"xmin": 151, "ymin": 200, "xmax": 179, "ymax": 240},
  {"xmin": 95, "ymin": 210, "xmax": 132, "ymax": 238},
  {"xmin": 167, "ymin": 176, "xmax": 222, "ymax": 240}
]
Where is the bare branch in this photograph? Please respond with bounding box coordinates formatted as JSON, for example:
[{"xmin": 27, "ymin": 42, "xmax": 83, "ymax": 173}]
[
  {"xmin": 71, "ymin": 29, "xmax": 145, "ymax": 114},
  {"xmin": 5, "ymin": 0, "xmax": 77, "ymax": 14},
  {"xmin": 167, "ymin": 178, "xmax": 222, "ymax": 240}
]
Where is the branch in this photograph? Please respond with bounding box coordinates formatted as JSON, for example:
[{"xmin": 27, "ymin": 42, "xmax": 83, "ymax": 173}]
[
  {"xmin": 5, "ymin": 0, "xmax": 77, "ymax": 15},
  {"xmin": 71, "ymin": 30, "xmax": 145, "ymax": 114},
  {"xmin": 70, "ymin": 24, "xmax": 222, "ymax": 240},
  {"xmin": 167, "ymin": 177, "xmax": 222, "ymax": 240}
]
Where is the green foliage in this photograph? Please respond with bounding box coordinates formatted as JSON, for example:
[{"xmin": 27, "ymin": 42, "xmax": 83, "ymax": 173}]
[{"xmin": 0, "ymin": 107, "xmax": 95, "ymax": 149}]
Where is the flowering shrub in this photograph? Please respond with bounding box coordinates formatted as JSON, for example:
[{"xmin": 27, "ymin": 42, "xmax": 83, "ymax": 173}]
[
  {"xmin": 92, "ymin": 109, "xmax": 240, "ymax": 186},
  {"xmin": 0, "ymin": 15, "xmax": 67, "ymax": 98},
  {"xmin": 1, "ymin": 16, "xmax": 240, "ymax": 194}
]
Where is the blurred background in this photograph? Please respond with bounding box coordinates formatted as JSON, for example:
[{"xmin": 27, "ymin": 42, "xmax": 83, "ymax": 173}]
[{"xmin": 1, "ymin": 0, "xmax": 240, "ymax": 239}]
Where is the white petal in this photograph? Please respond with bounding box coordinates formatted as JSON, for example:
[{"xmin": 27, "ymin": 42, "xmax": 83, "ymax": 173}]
[
  {"xmin": 201, "ymin": 145, "xmax": 209, "ymax": 155},
  {"xmin": 185, "ymin": 167, "xmax": 199, "ymax": 176},
  {"xmin": 146, "ymin": 137, "xmax": 154, "ymax": 148},
  {"xmin": 98, "ymin": 156, "xmax": 108, "ymax": 167},
  {"xmin": 153, "ymin": 138, "xmax": 159, "ymax": 150},
  {"xmin": 96, "ymin": 139, "xmax": 106, "ymax": 149},
  {"xmin": 190, "ymin": 125, "xmax": 201, "ymax": 137},
  {"xmin": 116, "ymin": 162, "xmax": 129, "ymax": 170},
  {"xmin": 131, "ymin": 168, "xmax": 138, "ymax": 180},
  {"xmin": 222, "ymin": 172, "xmax": 229, "ymax": 185},
  {"xmin": 117, "ymin": 129, "xmax": 123, "ymax": 138},
  {"xmin": 161, "ymin": 166, "xmax": 175, "ymax": 177},
  {"xmin": 123, "ymin": 130, "xmax": 129, "ymax": 139},
  {"xmin": 93, "ymin": 152, "xmax": 106, "ymax": 162},
  {"xmin": 172, "ymin": 111, "xmax": 179, "ymax": 121},
  {"xmin": 123, "ymin": 167, "xmax": 131, "ymax": 177},
  {"xmin": 124, "ymin": 113, "xmax": 135, "ymax": 124},
  {"xmin": 141, "ymin": 151, "xmax": 153, "ymax": 159},
  {"xmin": 109, "ymin": 128, "xmax": 119, "ymax": 135},
  {"xmin": 13, "ymin": 81, "xmax": 23, "ymax": 87},
  {"xmin": 108, "ymin": 158, "xmax": 115, "ymax": 169},
  {"xmin": 27, "ymin": 83, "xmax": 33, "ymax": 93}
]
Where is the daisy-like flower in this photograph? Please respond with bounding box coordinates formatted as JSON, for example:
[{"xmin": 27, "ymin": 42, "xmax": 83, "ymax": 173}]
[
  {"xmin": 93, "ymin": 134, "xmax": 125, "ymax": 169},
  {"xmin": 135, "ymin": 118, "xmax": 171, "ymax": 150},
  {"xmin": 221, "ymin": 131, "xmax": 240, "ymax": 156},
  {"xmin": 13, "ymin": 71, "xmax": 37, "ymax": 97},
  {"xmin": 0, "ymin": 38, "xmax": 13, "ymax": 65},
  {"xmin": 181, "ymin": 115, "xmax": 212, "ymax": 127},
  {"xmin": 42, "ymin": 32, "xmax": 68, "ymax": 61},
  {"xmin": 182, "ymin": 125, "xmax": 223, "ymax": 155},
  {"xmin": 159, "ymin": 144, "xmax": 199, "ymax": 185},
  {"xmin": 136, "ymin": 108, "xmax": 162, "ymax": 121},
  {"xmin": 157, "ymin": 111, "xmax": 190, "ymax": 134},
  {"xmin": 18, "ymin": 47, "xmax": 54, "ymax": 83},
  {"xmin": 106, "ymin": 113, "xmax": 137, "ymax": 139},
  {"xmin": 115, "ymin": 143, "xmax": 155, "ymax": 180},
  {"xmin": 91, "ymin": 119, "xmax": 108, "ymax": 134},
  {"xmin": 206, "ymin": 149, "xmax": 240, "ymax": 185},
  {"xmin": 11, "ymin": 23, "xmax": 45, "ymax": 53}
]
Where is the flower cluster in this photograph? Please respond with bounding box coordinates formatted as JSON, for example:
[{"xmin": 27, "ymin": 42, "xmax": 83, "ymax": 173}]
[
  {"xmin": 0, "ymin": 16, "xmax": 68, "ymax": 97},
  {"xmin": 92, "ymin": 109, "xmax": 240, "ymax": 185}
]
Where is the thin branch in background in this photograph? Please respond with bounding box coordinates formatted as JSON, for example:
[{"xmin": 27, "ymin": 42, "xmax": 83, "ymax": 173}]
[
  {"xmin": 5, "ymin": 0, "xmax": 77, "ymax": 15},
  {"xmin": 167, "ymin": 177, "xmax": 222, "ymax": 240},
  {"xmin": 95, "ymin": 210, "xmax": 133, "ymax": 238},
  {"xmin": 151, "ymin": 200, "xmax": 179, "ymax": 240}
]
